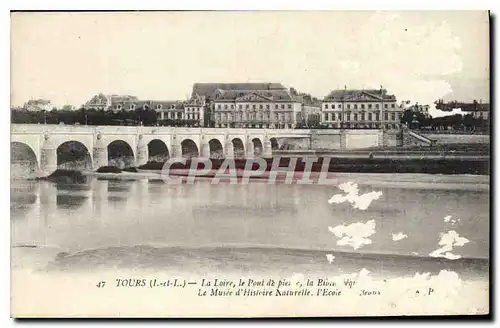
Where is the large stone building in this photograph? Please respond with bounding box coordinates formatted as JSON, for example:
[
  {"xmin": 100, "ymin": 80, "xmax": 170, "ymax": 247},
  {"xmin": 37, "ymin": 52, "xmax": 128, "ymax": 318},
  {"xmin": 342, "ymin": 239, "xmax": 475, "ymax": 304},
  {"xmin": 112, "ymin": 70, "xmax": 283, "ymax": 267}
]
[
  {"xmin": 187, "ymin": 83, "xmax": 303, "ymax": 128},
  {"xmin": 321, "ymin": 88, "xmax": 403, "ymax": 130},
  {"xmin": 82, "ymin": 93, "xmax": 204, "ymax": 126}
]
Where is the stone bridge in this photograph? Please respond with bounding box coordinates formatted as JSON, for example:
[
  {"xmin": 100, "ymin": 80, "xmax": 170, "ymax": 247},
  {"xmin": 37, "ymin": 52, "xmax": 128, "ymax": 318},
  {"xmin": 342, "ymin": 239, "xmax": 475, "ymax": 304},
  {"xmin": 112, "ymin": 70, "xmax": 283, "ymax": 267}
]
[{"xmin": 10, "ymin": 124, "xmax": 312, "ymax": 174}]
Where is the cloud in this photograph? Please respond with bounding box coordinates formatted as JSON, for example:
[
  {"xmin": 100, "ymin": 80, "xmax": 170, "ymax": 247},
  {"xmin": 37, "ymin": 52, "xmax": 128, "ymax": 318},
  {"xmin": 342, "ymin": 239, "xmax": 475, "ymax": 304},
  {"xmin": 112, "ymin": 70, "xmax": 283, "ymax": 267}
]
[
  {"xmin": 328, "ymin": 220, "xmax": 376, "ymax": 250},
  {"xmin": 339, "ymin": 11, "xmax": 464, "ymax": 118},
  {"xmin": 429, "ymin": 230, "xmax": 469, "ymax": 260},
  {"xmin": 392, "ymin": 232, "xmax": 408, "ymax": 242},
  {"xmin": 328, "ymin": 182, "xmax": 383, "ymax": 210}
]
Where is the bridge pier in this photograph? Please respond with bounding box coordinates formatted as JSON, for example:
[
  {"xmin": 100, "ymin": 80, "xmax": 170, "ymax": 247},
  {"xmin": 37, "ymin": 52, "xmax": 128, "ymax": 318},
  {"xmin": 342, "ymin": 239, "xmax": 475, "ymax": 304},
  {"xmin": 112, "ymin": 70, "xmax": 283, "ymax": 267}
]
[
  {"xmin": 246, "ymin": 139, "xmax": 255, "ymax": 158},
  {"xmin": 93, "ymin": 146, "xmax": 108, "ymax": 169},
  {"xmin": 171, "ymin": 139, "xmax": 182, "ymax": 158},
  {"xmin": 224, "ymin": 141, "xmax": 234, "ymax": 159},
  {"xmin": 200, "ymin": 142, "xmax": 211, "ymax": 159},
  {"xmin": 136, "ymin": 144, "xmax": 149, "ymax": 166},
  {"xmin": 262, "ymin": 139, "xmax": 273, "ymax": 158},
  {"xmin": 40, "ymin": 141, "xmax": 57, "ymax": 176}
]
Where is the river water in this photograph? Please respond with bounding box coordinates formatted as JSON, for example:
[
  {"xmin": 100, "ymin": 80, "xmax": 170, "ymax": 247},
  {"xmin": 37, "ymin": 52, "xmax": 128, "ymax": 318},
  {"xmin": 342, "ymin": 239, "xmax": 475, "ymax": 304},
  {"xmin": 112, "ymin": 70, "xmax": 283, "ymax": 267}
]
[
  {"xmin": 10, "ymin": 172, "xmax": 491, "ymax": 316},
  {"xmin": 11, "ymin": 173, "xmax": 490, "ymax": 278}
]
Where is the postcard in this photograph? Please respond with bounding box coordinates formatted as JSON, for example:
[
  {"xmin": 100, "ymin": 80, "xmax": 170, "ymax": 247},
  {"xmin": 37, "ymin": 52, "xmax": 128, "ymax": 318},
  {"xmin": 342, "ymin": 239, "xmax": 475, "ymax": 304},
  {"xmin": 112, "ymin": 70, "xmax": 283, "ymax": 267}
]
[{"xmin": 10, "ymin": 10, "xmax": 490, "ymax": 318}]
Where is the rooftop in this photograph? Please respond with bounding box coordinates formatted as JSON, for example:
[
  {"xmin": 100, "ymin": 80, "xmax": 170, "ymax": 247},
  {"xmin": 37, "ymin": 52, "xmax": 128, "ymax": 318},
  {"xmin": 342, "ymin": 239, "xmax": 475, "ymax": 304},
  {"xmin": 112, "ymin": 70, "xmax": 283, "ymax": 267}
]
[
  {"xmin": 192, "ymin": 83, "xmax": 287, "ymax": 99},
  {"xmin": 324, "ymin": 88, "xmax": 397, "ymax": 101}
]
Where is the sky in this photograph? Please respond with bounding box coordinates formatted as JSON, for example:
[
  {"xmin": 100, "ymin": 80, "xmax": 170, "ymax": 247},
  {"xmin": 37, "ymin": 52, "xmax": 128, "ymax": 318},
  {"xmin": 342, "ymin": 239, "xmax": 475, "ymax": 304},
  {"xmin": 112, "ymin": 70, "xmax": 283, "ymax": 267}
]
[{"xmin": 11, "ymin": 11, "xmax": 490, "ymax": 117}]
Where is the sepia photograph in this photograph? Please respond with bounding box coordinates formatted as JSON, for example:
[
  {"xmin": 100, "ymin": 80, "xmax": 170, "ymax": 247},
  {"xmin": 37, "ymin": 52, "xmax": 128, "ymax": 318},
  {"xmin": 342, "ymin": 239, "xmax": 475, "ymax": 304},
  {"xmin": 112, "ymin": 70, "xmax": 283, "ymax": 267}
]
[{"xmin": 9, "ymin": 10, "xmax": 490, "ymax": 318}]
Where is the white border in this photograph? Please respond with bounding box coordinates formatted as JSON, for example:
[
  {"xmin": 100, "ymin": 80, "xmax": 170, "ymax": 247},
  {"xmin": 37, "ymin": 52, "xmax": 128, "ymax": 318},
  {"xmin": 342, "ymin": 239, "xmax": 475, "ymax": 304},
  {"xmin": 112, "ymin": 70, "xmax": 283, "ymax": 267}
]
[{"xmin": 1, "ymin": 1, "xmax": 497, "ymax": 327}]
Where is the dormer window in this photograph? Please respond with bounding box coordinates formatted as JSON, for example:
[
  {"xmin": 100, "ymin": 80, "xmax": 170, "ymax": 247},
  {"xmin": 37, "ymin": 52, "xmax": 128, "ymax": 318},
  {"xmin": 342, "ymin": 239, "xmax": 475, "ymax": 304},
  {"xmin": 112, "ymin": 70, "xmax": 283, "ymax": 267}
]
[
  {"xmin": 156, "ymin": 104, "xmax": 163, "ymax": 110},
  {"xmin": 117, "ymin": 104, "xmax": 122, "ymax": 110},
  {"xmin": 171, "ymin": 105, "xmax": 175, "ymax": 109},
  {"xmin": 144, "ymin": 105, "xmax": 149, "ymax": 110},
  {"xmin": 131, "ymin": 104, "xmax": 136, "ymax": 110}
]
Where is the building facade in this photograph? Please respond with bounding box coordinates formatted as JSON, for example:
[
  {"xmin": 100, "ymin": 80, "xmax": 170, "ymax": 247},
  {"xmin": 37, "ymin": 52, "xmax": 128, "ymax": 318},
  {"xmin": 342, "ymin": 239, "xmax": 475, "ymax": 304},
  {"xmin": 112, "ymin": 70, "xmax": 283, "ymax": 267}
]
[
  {"xmin": 293, "ymin": 94, "xmax": 321, "ymax": 127},
  {"xmin": 321, "ymin": 88, "xmax": 403, "ymax": 130},
  {"xmin": 83, "ymin": 94, "xmax": 205, "ymax": 126},
  {"xmin": 187, "ymin": 83, "xmax": 302, "ymax": 128},
  {"xmin": 462, "ymin": 102, "xmax": 490, "ymax": 120}
]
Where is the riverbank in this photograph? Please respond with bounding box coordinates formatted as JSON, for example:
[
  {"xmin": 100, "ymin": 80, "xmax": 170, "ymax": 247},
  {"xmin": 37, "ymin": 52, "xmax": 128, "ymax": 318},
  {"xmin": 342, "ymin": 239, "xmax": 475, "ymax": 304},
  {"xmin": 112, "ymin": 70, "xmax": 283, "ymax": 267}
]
[{"xmin": 136, "ymin": 156, "xmax": 489, "ymax": 175}]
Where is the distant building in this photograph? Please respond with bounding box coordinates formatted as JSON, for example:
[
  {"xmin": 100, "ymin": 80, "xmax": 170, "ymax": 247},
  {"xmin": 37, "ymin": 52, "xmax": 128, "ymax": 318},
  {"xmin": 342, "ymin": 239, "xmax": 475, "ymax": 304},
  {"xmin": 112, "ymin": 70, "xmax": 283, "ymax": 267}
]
[
  {"xmin": 83, "ymin": 94, "xmax": 139, "ymax": 111},
  {"xmin": 157, "ymin": 102, "xmax": 187, "ymax": 121},
  {"xmin": 464, "ymin": 103, "xmax": 490, "ymax": 120},
  {"xmin": 82, "ymin": 93, "xmax": 204, "ymax": 126},
  {"xmin": 321, "ymin": 87, "xmax": 403, "ymax": 129},
  {"xmin": 187, "ymin": 83, "xmax": 302, "ymax": 128},
  {"xmin": 292, "ymin": 94, "xmax": 321, "ymax": 127},
  {"xmin": 404, "ymin": 102, "xmax": 431, "ymax": 118},
  {"xmin": 435, "ymin": 99, "xmax": 490, "ymax": 120},
  {"xmin": 23, "ymin": 99, "xmax": 53, "ymax": 112}
]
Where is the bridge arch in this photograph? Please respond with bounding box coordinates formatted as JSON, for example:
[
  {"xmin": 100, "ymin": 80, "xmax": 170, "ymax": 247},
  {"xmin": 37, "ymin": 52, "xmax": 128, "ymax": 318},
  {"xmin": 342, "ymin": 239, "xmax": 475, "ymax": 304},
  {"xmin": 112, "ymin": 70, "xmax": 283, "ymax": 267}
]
[
  {"xmin": 232, "ymin": 138, "xmax": 245, "ymax": 159},
  {"xmin": 252, "ymin": 138, "xmax": 263, "ymax": 157},
  {"xmin": 270, "ymin": 138, "xmax": 280, "ymax": 150},
  {"xmin": 148, "ymin": 139, "xmax": 169, "ymax": 163},
  {"xmin": 181, "ymin": 139, "xmax": 199, "ymax": 158},
  {"xmin": 57, "ymin": 140, "xmax": 93, "ymax": 170},
  {"xmin": 208, "ymin": 138, "xmax": 224, "ymax": 159},
  {"xmin": 11, "ymin": 141, "xmax": 39, "ymax": 176},
  {"xmin": 107, "ymin": 140, "xmax": 135, "ymax": 168}
]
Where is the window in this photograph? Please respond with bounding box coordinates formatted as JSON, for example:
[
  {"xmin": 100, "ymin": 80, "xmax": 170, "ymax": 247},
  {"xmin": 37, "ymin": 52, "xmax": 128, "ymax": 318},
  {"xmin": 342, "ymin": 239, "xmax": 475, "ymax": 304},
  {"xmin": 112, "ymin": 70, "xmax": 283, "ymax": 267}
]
[
  {"xmin": 323, "ymin": 113, "xmax": 328, "ymax": 121},
  {"xmin": 325, "ymin": 104, "xmax": 329, "ymax": 109},
  {"xmin": 347, "ymin": 113, "xmax": 351, "ymax": 121},
  {"xmin": 376, "ymin": 113, "xmax": 380, "ymax": 121},
  {"xmin": 347, "ymin": 104, "xmax": 351, "ymax": 109},
  {"xmin": 260, "ymin": 104, "xmax": 263, "ymax": 109},
  {"xmin": 391, "ymin": 104, "xmax": 395, "ymax": 108},
  {"xmin": 329, "ymin": 113, "xmax": 333, "ymax": 121},
  {"xmin": 361, "ymin": 104, "xmax": 364, "ymax": 109},
  {"xmin": 368, "ymin": 104, "xmax": 372, "ymax": 109},
  {"xmin": 354, "ymin": 113, "xmax": 358, "ymax": 121},
  {"xmin": 368, "ymin": 113, "xmax": 372, "ymax": 121},
  {"xmin": 338, "ymin": 113, "xmax": 342, "ymax": 120},
  {"xmin": 281, "ymin": 104, "xmax": 285, "ymax": 109},
  {"xmin": 354, "ymin": 104, "xmax": 358, "ymax": 109},
  {"xmin": 391, "ymin": 113, "xmax": 396, "ymax": 121},
  {"xmin": 375, "ymin": 104, "xmax": 379, "ymax": 109},
  {"xmin": 246, "ymin": 104, "xmax": 249, "ymax": 109},
  {"xmin": 361, "ymin": 113, "xmax": 365, "ymax": 120},
  {"xmin": 231, "ymin": 104, "xmax": 234, "ymax": 109},
  {"xmin": 288, "ymin": 104, "xmax": 292, "ymax": 109},
  {"xmin": 217, "ymin": 104, "xmax": 221, "ymax": 109},
  {"xmin": 224, "ymin": 104, "xmax": 228, "ymax": 109},
  {"xmin": 398, "ymin": 112, "xmax": 402, "ymax": 120},
  {"xmin": 266, "ymin": 104, "xmax": 270, "ymax": 110},
  {"xmin": 384, "ymin": 104, "xmax": 388, "ymax": 109},
  {"xmin": 275, "ymin": 104, "xmax": 279, "ymax": 109},
  {"xmin": 384, "ymin": 113, "xmax": 388, "ymax": 121},
  {"xmin": 239, "ymin": 104, "xmax": 242, "ymax": 110}
]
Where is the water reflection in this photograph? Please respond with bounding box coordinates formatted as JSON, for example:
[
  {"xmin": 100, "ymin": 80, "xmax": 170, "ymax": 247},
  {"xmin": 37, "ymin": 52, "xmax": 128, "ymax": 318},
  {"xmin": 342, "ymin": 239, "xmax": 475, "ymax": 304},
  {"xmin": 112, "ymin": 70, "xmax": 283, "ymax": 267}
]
[{"xmin": 10, "ymin": 176, "xmax": 490, "ymax": 260}]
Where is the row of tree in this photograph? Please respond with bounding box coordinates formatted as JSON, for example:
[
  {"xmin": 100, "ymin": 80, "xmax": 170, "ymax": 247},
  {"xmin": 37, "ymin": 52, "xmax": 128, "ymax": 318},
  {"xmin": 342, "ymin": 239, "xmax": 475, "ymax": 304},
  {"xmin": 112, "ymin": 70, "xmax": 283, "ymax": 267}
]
[
  {"xmin": 12, "ymin": 108, "xmax": 169, "ymax": 127},
  {"xmin": 11, "ymin": 106, "xmax": 489, "ymax": 132}
]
